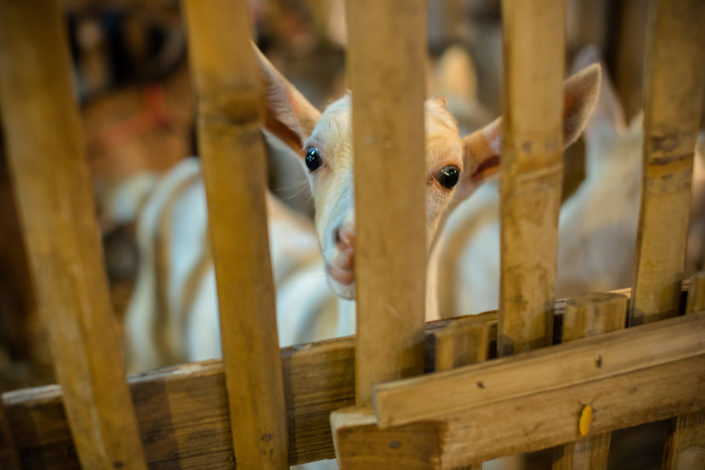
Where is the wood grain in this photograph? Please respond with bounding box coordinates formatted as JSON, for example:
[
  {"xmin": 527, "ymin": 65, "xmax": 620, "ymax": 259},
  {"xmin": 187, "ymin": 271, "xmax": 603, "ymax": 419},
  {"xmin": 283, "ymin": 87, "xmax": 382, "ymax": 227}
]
[
  {"xmin": 552, "ymin": 292, "xmax": 628, "ymax": 470},
  {"xmin": 663, "ymin": 272, "xmax": 705, "ymax": 470},
  {"xmin": 0, "ymin": 402, "xmax": 19, "ymax": 470},
  {"xmin": 3, "ymin": 312, "xmax": 497, "ymax": 469},
  {"xmin": 630, "ymin": 0, "xmax": 705, "ymax": 325},
  {"xmin": 2, "ymin": 289, "xmax": 690, "ymax": 469},
  {"xmin": 182, "ymin": 1, "xmax": 288, "ymax": 468},
  {"xmin": 0, "ymin": 1, "xmax": 147, "ymax": 468},
  {"xmin": 433, "ymin": 316, "xmax": 492, "ymax": 372},
  {"xmin": 374, "ymin": 311, "xmax": 705, "ymax": 428},
  {"xmin": 338, "ymin": 342, "xmax": 705, "ymax": 467},
  {"xmin": 345, "ymin": 0, "xmax": 428, "ymax": 405},
  {"xmin": 498, "ymin": 0, "xmax": 565, "ymax": 356}
]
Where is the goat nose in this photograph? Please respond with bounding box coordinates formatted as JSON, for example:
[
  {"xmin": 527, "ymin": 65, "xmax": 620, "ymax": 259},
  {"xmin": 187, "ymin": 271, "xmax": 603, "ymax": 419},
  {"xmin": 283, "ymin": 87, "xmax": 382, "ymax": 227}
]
[{"xmin": 334, "ymin": 226, "xmax": 355, "ymax": 252}]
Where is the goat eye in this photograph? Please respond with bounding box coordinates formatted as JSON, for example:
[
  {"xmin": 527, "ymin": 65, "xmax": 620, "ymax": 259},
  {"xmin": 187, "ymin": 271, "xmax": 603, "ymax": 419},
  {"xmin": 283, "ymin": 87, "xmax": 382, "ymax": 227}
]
[
  {"xmin": 436, "ymin": 165, "xmax": 460, "ymax": 189},
  {"xmin": 305, "ymin": 147, "xmax": 323, "ymax": 172}
]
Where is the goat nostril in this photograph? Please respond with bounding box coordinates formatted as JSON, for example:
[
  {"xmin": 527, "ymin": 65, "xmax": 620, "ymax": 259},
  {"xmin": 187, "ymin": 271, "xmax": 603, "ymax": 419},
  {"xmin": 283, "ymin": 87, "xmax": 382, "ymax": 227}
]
[{"xmin": 334, "ymin": 227, "xmax": 355, "ymax": 251}]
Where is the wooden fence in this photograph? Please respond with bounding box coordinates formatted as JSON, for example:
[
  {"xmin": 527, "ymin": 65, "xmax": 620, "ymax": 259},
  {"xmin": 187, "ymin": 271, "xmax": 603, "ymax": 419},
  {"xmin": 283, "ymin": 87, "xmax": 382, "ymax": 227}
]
[{"xmin": 1, "ymin": 0, "xmax": 704, "ymax": 469}]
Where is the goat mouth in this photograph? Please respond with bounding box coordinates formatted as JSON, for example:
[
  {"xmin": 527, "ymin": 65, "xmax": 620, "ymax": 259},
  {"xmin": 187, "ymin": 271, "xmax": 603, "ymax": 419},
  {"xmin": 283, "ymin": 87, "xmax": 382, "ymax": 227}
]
[{"xmin": 326, "ymin": 263, "xmax": 355, "ymax": 285}]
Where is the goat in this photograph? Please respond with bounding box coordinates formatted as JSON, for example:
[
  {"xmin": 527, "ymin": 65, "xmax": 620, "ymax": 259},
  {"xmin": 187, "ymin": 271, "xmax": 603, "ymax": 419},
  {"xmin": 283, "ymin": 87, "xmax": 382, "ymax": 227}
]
[
  {"xmin": 124, "ymin": 46, "xmax": 600, "ymax": 372},
  {"xmin": 250, "ymin": 48, "xmax": 597, "ymax": 329},
  {"xmin": 438, "ymin": 46, "xmax": 705, "ymax": 316},
  {"xmin": 124, "ymin": 158, "xmax": 353, "ymax": 371}
]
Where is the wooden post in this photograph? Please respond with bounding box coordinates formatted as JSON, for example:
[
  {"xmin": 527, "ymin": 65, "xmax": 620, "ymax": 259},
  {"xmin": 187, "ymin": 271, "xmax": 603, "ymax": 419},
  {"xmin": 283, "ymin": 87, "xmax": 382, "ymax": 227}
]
[
  {"xmin": 0, "ymin": 403, "xmax": 19, "ymax": 470},
  {"xmin": 552, "ymin": 293, "xmax": 628, "ymax": 470},
  {"xmin": 614, "ymin": 0, "xmax": 649, "ymax": 121},
  {"xmin": 433, "ymin": 317, "xmax": 492, "ymax": 372},
  {"xmin": 331, "ymin": 1, "xmax": 428, "ymax": 467},
  {"xmin": 345, "ymin": 0, "xmax": 428, "ymax": 405},
  {"xmin": 498, "ymin": 0, "xmax": 565, "ymax": 356},
  {"xmin": 629, "ymin": 0, "xmax": 705, "ymax": 325},
  {"xmin": 182, "ymin": 1, "xmax": 288, "ymax": 468},
  {"xmin": 663, "ymin": 272, "xmax": 705, "ymax": 470},
  {"xmin": 0, "ymin": 1, "xmax": 148, "ymax": 469}
]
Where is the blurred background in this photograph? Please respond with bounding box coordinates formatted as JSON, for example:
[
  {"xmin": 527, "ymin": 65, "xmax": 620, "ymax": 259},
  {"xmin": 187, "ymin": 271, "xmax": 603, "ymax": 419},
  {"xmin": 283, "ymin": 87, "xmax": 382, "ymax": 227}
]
[{"xmin": 0, "ymin": 2, "xmax": 699, "ymax": 468}]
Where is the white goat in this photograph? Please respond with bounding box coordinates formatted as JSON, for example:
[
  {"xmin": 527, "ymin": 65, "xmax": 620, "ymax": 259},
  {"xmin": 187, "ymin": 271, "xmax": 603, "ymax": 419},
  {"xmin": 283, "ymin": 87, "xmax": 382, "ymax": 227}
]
[
  {"xmin": 125, "ymin": 158, "xmax": 355, "ymax": 371},
  {"xmin": 438, "ymin": 46, "xmax": 705, "ymax": 317},
  {"xmin": 126, "ymin": 46, "xmax": 600, "ymax": 368}
]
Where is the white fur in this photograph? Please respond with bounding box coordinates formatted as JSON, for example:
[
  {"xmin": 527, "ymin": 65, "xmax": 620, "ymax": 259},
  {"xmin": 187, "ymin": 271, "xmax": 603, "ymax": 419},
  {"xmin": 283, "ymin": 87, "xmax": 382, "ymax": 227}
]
[{"xmin": 439, "ymin": 61, "xmax": 705, "ymax": 316}]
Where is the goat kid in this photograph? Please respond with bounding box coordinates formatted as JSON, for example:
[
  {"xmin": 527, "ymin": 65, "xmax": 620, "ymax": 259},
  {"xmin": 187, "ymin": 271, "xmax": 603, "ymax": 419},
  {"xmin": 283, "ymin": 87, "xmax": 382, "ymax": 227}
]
[
  {"xmin": 125, "ymin": 47, "xmax": 600, "ymax": 371},
  {"xmin": 255, "ymin": 47, "xmax": 599, "ymax": 321},
  {"xmin": 125, "ymin": 158, "xmax": 348, "ymax": 371}
]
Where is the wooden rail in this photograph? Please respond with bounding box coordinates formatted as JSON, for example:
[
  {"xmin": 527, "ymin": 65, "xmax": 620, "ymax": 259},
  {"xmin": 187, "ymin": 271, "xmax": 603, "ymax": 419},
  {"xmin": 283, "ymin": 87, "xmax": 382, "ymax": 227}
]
[
  {"xmin": 330, "ymin": 1, "xmax": 429, "ymax": 467},
  {"xmin": 0, "ymin": 1, "xmax": 148, "ymax": 468},
  {"xmin": 663, "ymin": 273, "xmax": 705, "ymax": 469},
  {"xmin": 345, "ymin": 0, "xmax": 428, "ymax": 406},
  {"xmin": 630, "ymin": 0, "xmax": 705, "ymax": 325},
  {"xmin": 182, "ymin": 1, "xmax": 288, "ymax": 468},
  {"xmin": 498, "ymin": 0, "xmax": 565, "ymax": 356},
  {"xmin": 1, "ymin": 287, "xmax": 697, "ymax": 469},
  {"xmin": 551, "ymin": 293, "xmax": 627, "ymax": 470},
  {"xmin": 0, "ymin": 404, "xmax": 19, "ymax": 470}
]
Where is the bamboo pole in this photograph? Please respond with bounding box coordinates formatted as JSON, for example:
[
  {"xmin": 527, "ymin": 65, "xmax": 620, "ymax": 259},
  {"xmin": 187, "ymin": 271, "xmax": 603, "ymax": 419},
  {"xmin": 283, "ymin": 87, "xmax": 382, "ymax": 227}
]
[
  {"xmin": 629, "ymin": 0, "xmax": 705, "ymax": 325},
  {"xmin": 0, "ymin": 1, "xmax": 148, "ymax": 469},
  {"xmin": 662, "ymin": 271, "xmax": 705, "ymax": 470},
  {"xmin": 345, "ymin": 0, "xmax": 428, "ymax": 405},
  {"xmin": 498, "ymin": 0, "xmax": 565, "ymax": 356},
  {"xmin": 182, "ymin": 1, "xmax": 288, "ymax": 468},
  {"xmin": 552, "ymin": 293, "xmax": 628, "ymax": 470}
]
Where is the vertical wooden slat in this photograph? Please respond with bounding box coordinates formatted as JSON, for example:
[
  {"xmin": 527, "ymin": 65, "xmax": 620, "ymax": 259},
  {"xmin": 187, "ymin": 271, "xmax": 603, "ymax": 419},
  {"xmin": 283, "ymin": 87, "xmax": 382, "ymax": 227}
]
[
  {"xmin": 434, "ymin": 317, "xmax": 491, "ymax": 470},
  {"xmin": 182, "ymin": 1, "xmax": 288, "ymax": 469},
  {"xmin": 629, "ymin": 0, "xmax": 705, "ymax": 325},
  {"xmin": 498, "ymin": 0, "xmax": 565, "ymax": 357},
  {"xmin": 0, "ymin": 1, "xmax": 148, "ymax": 469},
  {"xmin": 662, "ymin": 272, "xmax": 705, "ymax": 470},
  {"xmin": 433, "ymin": 319, "xmax": 491, "ymax": 372},
  {"xmin": 614, "ymin": 0, "xmax": 649, "ymax": 121},
  {"xmin": 0, "ymin": 403, "xmax": 20, "ymax": 470},
  {"xmin": 346, "ymin": 0, "xmax": 428, "ymax": 405},
  {"xmin": 552, "ymin": 293, "xmax": 628, "ymax": 470}
]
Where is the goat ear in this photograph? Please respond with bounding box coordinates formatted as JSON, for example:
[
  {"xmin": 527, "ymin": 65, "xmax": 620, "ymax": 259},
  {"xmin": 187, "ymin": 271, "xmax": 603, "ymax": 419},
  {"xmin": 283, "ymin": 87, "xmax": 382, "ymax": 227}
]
[
  {"xmin": 458, "ymin": 64, "xmax": 602, "ymax": 194},
  {"xmin": 571, "ymin": 47, "xmax": 623, "ymax": 142},
  {"xmin": 252, "ymin": 44, "xmax": 321, "ymax": 156},
  {"xmin": 563, "ymin": 63, "xmax": 601, "ymax": 147}
]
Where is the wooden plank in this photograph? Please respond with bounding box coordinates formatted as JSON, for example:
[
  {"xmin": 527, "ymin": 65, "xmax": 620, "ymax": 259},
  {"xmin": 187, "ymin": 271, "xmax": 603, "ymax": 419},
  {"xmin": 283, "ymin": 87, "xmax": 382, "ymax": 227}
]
[
  {"xmin": 335, "ymin": 4, "xmax": 430, "ymax": 460},
  {"xmin": 433, "ymin": 313, "xmax": 493, "ymax": 470},
  {"xmin": 433, "ymin": 317, "xmax": 492, "ymax": 372},
  {"xmin": 498, "ymin": 0, "xmax": 565, "ymax": 356},
  {"xmin": 3, "ymin": 286, "xmax": 690, "ymax": 469},
  {"xmin": 1, "ymin": 311, "xmax": 494, "ymax": 469},
  {"xmin": 663, "ymin": 272, "xmax": 705, "ymax": 470},
  {"xmin": 334, "ymin": 348, "xmax": 705, "ymax": 468},
  {"xmin": 345, "ymin": 0, "xmax": 428, "ymax": 405},
  {"xmin": 552, "ymin": 292, "xmax": 628, "ymax": 470},
  {"xmin": 614, "ymin": 0, "xmax": 649, "ymax": 121},
  {"xmin": 374, "ymin": 311, "xmax": 705, "ymax": 428},
  {"xmin": 629, "ymin": 0, "xmax": 705, "ymax": 325},
  {"xmin": 0, "ymin": 1, "xmax": 148, "ymax": 469},
  {"xmin": 181, "ymin": 1, "xmax": 288, "ymax": 468},
  {"xmin": 0, "ymin": 403, "xmax": 20, "ymax": 470}
]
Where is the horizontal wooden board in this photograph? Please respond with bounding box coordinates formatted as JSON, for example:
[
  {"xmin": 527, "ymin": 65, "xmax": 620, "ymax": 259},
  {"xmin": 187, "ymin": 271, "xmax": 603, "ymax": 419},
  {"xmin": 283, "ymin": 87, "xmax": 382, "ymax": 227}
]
[
  {"xmin": 0, "ymin": 285, "xmax": 688, "ymax": 468},
  {"xmin": 334, "ymin": 352, "xmax": 705, "ymax": 468},
  {"xmin": 4, "ymin": 337, "xmax": 356, "ymax": 469},
  {"xmin": 374, "ymin": 311, "xmax": 705, "ymax": 428}
]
